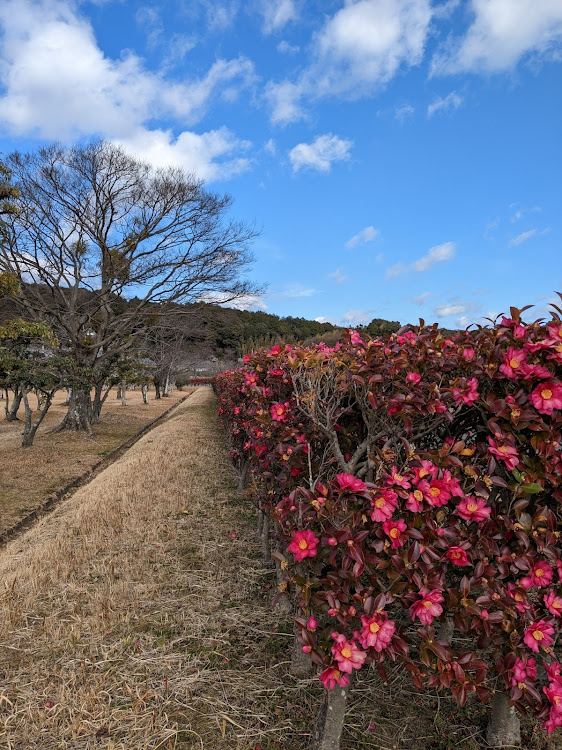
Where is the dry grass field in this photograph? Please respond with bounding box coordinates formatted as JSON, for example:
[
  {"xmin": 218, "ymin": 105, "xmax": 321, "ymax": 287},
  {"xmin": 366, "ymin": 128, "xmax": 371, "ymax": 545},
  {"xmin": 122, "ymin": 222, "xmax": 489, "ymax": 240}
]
[
  {"xmin": 0, "ymin": 388, "xmax": 187, "ymax": 535},
  {"xmin": 0, "ymin": 387, "xmax": 560, "ymax": 749}
]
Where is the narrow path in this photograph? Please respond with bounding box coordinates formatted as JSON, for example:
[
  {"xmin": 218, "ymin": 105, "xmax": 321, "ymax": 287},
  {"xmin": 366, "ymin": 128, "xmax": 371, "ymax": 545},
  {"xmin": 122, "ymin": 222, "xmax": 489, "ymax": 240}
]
[{"xmin": 0, "ymin": 387, "xmax": 310, "ymax": 750}]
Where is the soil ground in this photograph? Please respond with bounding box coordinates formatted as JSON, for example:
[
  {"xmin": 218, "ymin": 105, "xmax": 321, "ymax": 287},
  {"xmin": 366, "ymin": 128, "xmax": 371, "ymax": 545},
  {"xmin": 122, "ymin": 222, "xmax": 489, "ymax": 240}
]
[
  {"xmin": 0, "ymin": 387, "xmax": 560, "ymax": 749},
  {"xmin": 0, "ymin": 387, "xmax": 186, "ymax": 535}
]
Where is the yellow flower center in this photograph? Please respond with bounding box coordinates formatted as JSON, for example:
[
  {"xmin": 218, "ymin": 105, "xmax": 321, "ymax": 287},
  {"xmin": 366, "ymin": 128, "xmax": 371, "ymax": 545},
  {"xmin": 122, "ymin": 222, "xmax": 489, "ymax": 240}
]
[
  {"xmin": 423, "ymin": 600, "xmax": 433, "ymax": 608},
  {"xmin": 414, "ymin": 490, "xmax": 423, "ymax": 501},
  {"xmin": 430, "ymin": 487, "xmax": 440, "ymax": 497},
  {"xmin": 341, "ymin": 647, "xmax": 352, "ymax": 658},
  {"xmin": 533, "ymin": 630, "xmax": 544, "ymax": 641},
  {"xmin": 389, "ymin": 528, "xmax": 399, "ymax": 538},
  {"xmin": 541, "ymin": 389, "xmax": 553, "ymax": 400},
  {"xmin": 452, "ymin": 551, "xmax": 461, "ymax": 558},
  {"xmin": 514, "ymin": 593, "xmax": 523, "ymax": 602},
  {"xmin": 509, "ymin": 358, "xmax": 520, "ymax": 369},
  {"xmin": 536, "ymin": 568, "xmax": 544, "ymax": 577},
  {"xmin": 369, "ymin": 622, "xmax": 380, "ymax": 634},
  {"xmin": 395, "ymin": 473, "xmax": 403, "ymax": 481},
  {"xmin": 498, "ymin": 445, "xmax": 510, "ymax": 453},
  {"xmin": 419, "ymin": 469, "xmax": 429, "ymax": 479},
  {"xmin": 375, "ymin": 497, "xmax": 386, "ymax": 508},
  {"xmin": 467, "ymin": 502, "xmax": 478, "ymax": 512},
  {"xmin": 298, "ymin": 539, "xmax": 308, "ymax": 550},
  {"xmin": 553, "ymin": 600, "xmax": 562, "ymax": 609}
]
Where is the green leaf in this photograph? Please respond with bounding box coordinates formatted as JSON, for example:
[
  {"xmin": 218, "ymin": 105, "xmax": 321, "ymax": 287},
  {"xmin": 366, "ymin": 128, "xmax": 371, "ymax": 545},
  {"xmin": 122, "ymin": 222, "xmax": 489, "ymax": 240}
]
[{"xmin": 521, "ymin": 483, "xmax": 543, "ymax": 495}]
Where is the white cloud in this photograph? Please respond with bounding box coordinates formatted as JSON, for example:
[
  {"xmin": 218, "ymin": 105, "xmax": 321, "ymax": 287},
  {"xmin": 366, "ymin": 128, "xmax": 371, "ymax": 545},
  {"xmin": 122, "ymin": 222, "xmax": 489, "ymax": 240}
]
[
  {"xmin": 427, "ymin": 90, "xmax": 462, "ymax": 116},
  {"xmin": 277, "ymin": 39, "xmax": 300, "ymax": 54},
  {"xmin": 456, "ymin": 315, "xmax": 471, "ymax": 328},
  {"xmin": 508, "ymin": 226, "xmax": 549, "ymax": 248},
  {"xmin": 273, "ymin": 283, "xmax": 319, "ymax": 299},
  {"xmin": 412, "ymin": 242, "xmax": 456, "ymax": 271},
  {"xmin": 329, "ymin": 267, "xmax": 348, "ymax": 285},
  {"xmin": 259, "ymin": 0, "xmax": 298, "ymax": 34},
  {"xmin": 345, "ymin": 225, "xmax": 380, "ymax": 249},
  {"xmin": 265, "ymin": 79, "xmax": 306, "ymax": 125},
  {"xmin": 199, "ymin": 292, "xmax": 268, "ymax": 311},
  {"xmin": 508, "ymin": 228, "xmax": 538, "ymax": 247},
  {"xmin": 395, "ymin": 103, "xmax": 415, "ymax": 121},
  {"xmin": 0, "ymin": 0, "xmax": 254, "ymax": 181},
  {"xmin": 264, "ymin": 138, "xmax": 277, "ymax": 155},
  {"xmin": 266, "ymin": 0, "xmax": 433, "ymax": 123},
  {"xmin": 413, "ymin": 291, "xmax": 431, "ymax": 305},
  {"xmin": 289, "ymin": 134, "xmax": 353, "ymax": 173},
  {"xmin": 435, "ymin": 303, "xmax": 468, "ymax": 317},
  {"xmin": 117, "ymin": 127, "xmax": 252, "ymax": 182},
  {"xmin": 341, "ymin": 309, "xmax": 373, "ymax": 325},
  {"xmin": 388, "ymin": 242, "xmax": 456, "ymax": 278},
  {"xmin": 432, "ymin": 0, "xmax": 562, "ymax": 74},
  {"xmin": 315, "ymin": 316, "xmax": 336, "ymax": 324},
  {"xmin": 375, "ymin": 252, "xmax": 384, "ymax": 263}
]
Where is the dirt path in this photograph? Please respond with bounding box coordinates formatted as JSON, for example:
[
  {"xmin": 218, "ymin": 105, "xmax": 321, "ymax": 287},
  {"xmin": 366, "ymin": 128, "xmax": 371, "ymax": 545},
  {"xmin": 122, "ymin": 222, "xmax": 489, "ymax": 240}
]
[{"xmin": 0, "ymin": 387, "xmax": 310, "ymax": 750}]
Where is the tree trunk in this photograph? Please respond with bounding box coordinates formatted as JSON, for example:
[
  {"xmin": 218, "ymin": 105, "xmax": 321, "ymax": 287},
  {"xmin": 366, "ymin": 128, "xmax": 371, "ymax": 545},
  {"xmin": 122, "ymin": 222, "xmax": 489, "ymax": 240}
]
[
  {"xmin": 486, "ymin": 691, "xmax": 521, "ymax": 747},
  {"xmin": 6, "ymin": 389, "xmax": 22, "ymax": 421},
  {"xmin": 238, "ymin": 458, "xmax": 248, "ymax": 492},
  {"xmin": 141, "ymin": 384, "xmax": 149, "ymax": 404},
  {"xmin": 36, "ymin": 391, "xmax": 42, "ymax": 410},
  {"xmin": 290, "ymin": 625, "xmax": 313, "ymax": 676},
  {"xmin": 261, "ymin": 512, "xmax": 271, "ymax": 564},
  {"xmin": 163, "ymin": 374, "xmax": 170, "ymax": 397},
  {"xmin": 92, "ymin": 381, "xmax": 111, "ymax": 424},
  {"xmin": 55, "ymin": 387, "xmax": 93, "ymax": 433},
  {"xmin": 22, "ymin": 389, "xmax": 56, "ymax": 447},
  {"xmin": 63, "ymin": 387, "xmax": 72, "ymax": 406},
  {"xmin": 256, "ymin": 508, "xmax": 264, "ymax": 540},
  {"xmin": 116, "ymin": 385, "xmax": 122, "ymax": 399},
  {"xmin": 437, "ymin": 617, "xmax": 454, "ymax": 644},
  {"xmin": 121, "ymin": 381, "xmax": 127, "ymax": 406},
  {"xmin": 154, "ymin": 381, "xmax": 161, "ymax": 400},
  {"xmin": 312, "ymin": 684, "xmax": 350, "ymax": 750}
]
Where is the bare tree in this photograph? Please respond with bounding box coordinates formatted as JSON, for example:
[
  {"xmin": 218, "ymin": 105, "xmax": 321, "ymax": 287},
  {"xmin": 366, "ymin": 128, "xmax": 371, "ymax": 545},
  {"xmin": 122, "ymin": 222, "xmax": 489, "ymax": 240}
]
[{"xmin": 1, "ymin": 141, "xmax": 259, "ymax": 431}]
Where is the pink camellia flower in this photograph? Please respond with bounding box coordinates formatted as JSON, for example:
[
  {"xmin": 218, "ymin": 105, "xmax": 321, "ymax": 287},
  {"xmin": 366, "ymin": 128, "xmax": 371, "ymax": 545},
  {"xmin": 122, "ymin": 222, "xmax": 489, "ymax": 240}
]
[
  {"xmin": 511, "ymin": 657, "xmax": 537, "ymax": 687},
  {"xmin": 319, "ymin": 667, "xmax": 350, "ymax": 690},
  {"xmin": 385, "ymin": 466, "xmax": 411, "ymax": 489},
  {"xmin": 456, "ymin": 496, "xmax": 491, "ymax": 523},
  {"xmin": 546, "ymin": 662, "xmax": 562, "ymax": 682},
  {"xmin": 499, "ymin": 347, "xmax": 527, "ymax": 379},
  {"xmin": 521, "ymin": 363, "xmax": 552, "ymax": 380},
  {"xmin": 336, "ymin": 473, "xmax": 367, "ymax": 494},
  {"xmin": 244, "ymin": 372, "xmax": 259, "ymax": 386},
  {"xmin": 349, "ymin": 329, "xmax": 365, "ymax": 346},
  {"xmin": 307, "ymin": 616, "xmax": 318, "ymax": 631},
  {"xmin": 412, "ymin": 461, "xmax": 438, "ymax": 484},
  {"xmin": 545, "ymin": 590, "xmax": 562, "ymax": 618},
  {"xmin": 409, "ymin": 589, "xmax": 444, "ymax": 625},
  {"xmin": 520, "ymin": 561, "xmax": 554, "ymax": 589},
  {"xmin": 452, "ymin": 377, "xmax": 479, "ymax": 407},
  {"xmin": 382, "ymin": 518, "xmax": 407, "ymax": 548},
  {"xmin": 506, "ymin": 583, "xmax": 532, "ymax": 613},
  {"xmin": 302, "ymin": 645, "xmax": 311, "ymax": 654},
  {"xmin": 524, "ymin": 620, "xmax": 555, "ymax": 653},
  {"xmin": 268, "ymin": 344, "xmax": 281, "ymax": 356},
  {"xmin": 288, "ymin": 530, "xmax": 319, "ymax": 562},
  {"xmin": 406, "ymin": 371, "xmax": 422, "ymax": 385},
  {"xmin": 547, "ymin": 323, "xmax": 562, "ymax": 344},
  {"xmin": 358, "ymin": 613, "xmax": 395, "ymax": 652},
  {"xmin": 543, "ymin": 681, "xmax": 562, "ymax": 734},
  {"xmin": 418, "ymin": 478, "xmax": 450, "ymax": 508},
  {"xmin": 447, "ymin": 546, "xmax": 470, "ymax": 566},
  {"xmin": 462, "ymin": 348, "xmax": 475, "ymax": 361},
  {"xmin": 370, "ymin": 488, "xmax": 398, "ymax": 522},
  {"xmin": 270, "ymin": 402, "xmax": 290, "ymax": 422},
  {"xmin": 529, "ymin": 381, "xmax": 562, "ymax": 415},
  {"xmin": 441, "ymin": 470, "xmax": 465, "ymax": 498},
  {"xmin": 487, "ymin": 437, "xmax": 520, "ymax": 470},
  {"xmin": 331, "ymin": 634, "xmax": 367, "ymax": 674},
  {"xmin": 406, "ymin": 489, "xmax": 424, "ymax": 512}
]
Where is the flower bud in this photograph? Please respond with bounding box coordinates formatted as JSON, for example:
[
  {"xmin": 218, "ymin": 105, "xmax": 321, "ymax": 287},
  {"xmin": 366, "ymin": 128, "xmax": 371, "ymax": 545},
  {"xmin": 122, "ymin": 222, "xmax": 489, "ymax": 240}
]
[{"xmin": 307, "ymin": 616, "xmax": 318, "ymax": 631}]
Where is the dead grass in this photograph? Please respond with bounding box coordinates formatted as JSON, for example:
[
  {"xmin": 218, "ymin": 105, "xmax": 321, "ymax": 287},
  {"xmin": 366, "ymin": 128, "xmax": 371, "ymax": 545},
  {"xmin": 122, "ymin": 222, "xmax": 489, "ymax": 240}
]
[
  {"xmin": 0, "ymin": 387, "xmax": 559, "ymax": 749},
  {"xmin": 0, "ymin": 388, "xmax": 187, "ymax": 534}
]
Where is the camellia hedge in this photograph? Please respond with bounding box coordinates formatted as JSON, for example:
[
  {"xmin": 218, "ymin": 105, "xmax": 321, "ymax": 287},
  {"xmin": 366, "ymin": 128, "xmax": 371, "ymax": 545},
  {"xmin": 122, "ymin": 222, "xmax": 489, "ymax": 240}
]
[{"xmin": 216, "ymin": 303, "xmax": 562, "ymax": 748}]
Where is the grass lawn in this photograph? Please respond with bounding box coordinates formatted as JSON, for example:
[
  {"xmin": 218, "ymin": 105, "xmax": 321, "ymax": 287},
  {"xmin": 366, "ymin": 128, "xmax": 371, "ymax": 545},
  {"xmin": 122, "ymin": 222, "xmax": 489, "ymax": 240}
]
[{"xmin": 0, "ymin": 387, "xmax": 187, "ymax": 535}]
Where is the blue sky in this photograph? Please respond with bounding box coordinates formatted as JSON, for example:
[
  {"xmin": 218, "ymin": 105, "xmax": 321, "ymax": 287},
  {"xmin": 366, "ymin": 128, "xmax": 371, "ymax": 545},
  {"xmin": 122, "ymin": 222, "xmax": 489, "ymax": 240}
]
[{"xmin": 0, "ymin": 0, "xmax": 561, "ymax": 328}]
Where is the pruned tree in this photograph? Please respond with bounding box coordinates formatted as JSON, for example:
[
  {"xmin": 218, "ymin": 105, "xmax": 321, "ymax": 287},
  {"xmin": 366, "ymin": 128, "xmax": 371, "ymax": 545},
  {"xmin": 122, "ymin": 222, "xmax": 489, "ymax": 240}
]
[{"xmin": 0, "ymin": 140, "xmax": 259, "ymax": 432}]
